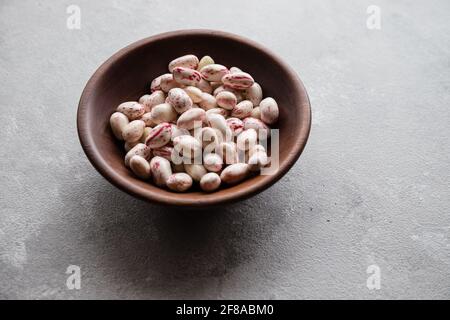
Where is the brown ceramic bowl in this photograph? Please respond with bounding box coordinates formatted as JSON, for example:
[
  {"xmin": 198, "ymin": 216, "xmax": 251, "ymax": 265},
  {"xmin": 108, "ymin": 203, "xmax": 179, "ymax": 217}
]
[{"xmin": 77, "ymin": 30, "xmax": 311, "ymax": 207}]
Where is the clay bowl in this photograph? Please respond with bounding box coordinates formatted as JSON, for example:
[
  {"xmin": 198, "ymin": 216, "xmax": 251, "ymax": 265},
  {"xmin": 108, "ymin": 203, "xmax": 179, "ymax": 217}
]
[{"xmin": 77, "ymin": 29, "xmax": 311, "ymax": 207}]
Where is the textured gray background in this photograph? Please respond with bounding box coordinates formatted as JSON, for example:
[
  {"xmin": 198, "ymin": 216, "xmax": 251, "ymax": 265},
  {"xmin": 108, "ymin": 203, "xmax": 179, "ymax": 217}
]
[{"xmin": 1, "ymin": 0, "xmax": 449, "ymax": 299}]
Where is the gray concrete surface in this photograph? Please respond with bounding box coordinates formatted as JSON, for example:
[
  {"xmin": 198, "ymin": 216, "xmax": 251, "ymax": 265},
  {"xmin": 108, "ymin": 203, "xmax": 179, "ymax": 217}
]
[{"xmin": 1, "ymin": 0, "xmax": 449, "ymax": 299}]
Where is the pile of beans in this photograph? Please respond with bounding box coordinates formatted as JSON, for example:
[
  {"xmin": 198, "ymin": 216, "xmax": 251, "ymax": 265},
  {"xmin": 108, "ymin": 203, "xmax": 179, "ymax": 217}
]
[{"xmin": 109, "ymin": 54, "xmax": 279, "ymax": 192}]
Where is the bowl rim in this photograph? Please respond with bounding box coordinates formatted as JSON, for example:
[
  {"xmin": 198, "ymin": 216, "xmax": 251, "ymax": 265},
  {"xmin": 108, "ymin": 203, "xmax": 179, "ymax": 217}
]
[{"xmin": 77, "ymin": 29, "xmax": 311, "ymax": 207}]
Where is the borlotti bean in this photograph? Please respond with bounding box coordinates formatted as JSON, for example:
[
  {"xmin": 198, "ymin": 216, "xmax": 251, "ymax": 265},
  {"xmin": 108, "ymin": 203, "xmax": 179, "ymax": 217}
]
[
  {"xmin": 122, "ymin": 120, "xmax": 145, "ymax": 142},
  {"xmin": 110, "ymin": 112, "xmax": 129, "ymax": 140},
  {"xmin": 166, "ymin": 173, "xmax": 193, "ymax": 192},
  {"xmin": 200, "ymin": 64, "xmax": 229, "ymax": 82},
  {"xmin": 259, "ymin": 97, "xmax": 279, "ymax": 125},
  {"xmin": 139, "ymin": 90, "xmax": 166, "ymax": 112},
  {"xmin": 150, "ymin": 156, "xmax": 172, "ymax": 187},
  {"xmin": 124, "ymin": 143, "xmax": 151, "ymax": 167},
  {"xmin": 117, "ymin": 102, "xmax": 145, "ymax": 120},
  {"xmin": 172, "ymin": 67, "xmax": 202, "ymax": 86},
  {"xmin": 168, "ymin": 54, "xmax": 199, "ymax": 72},
  {"xmin": 216, "ymin": 91, "xmax": 237, "ymax": 110},
  {"xmin": 110, "ymin": 54, "xmax": 279, "ymax": 193},
  {"xmin": 222, "ymin": 72, "xmax": 254, "ymax": 90},
  {"xmin": 145, "ymin": 122, "xmax": 172, "ymax": 148},
  {"xmin": 200, "ymin": 172, "xmax": 221, "ymax": 192},
  {"xmin": 167, "ymin": 88, "xmax": 193, "ymax": 113},
  {"xmin": 129, "ymin": 155, "xmax": 151, "ymax": 179},
  {"xmin": 231, "ymin": 100, "xmax": 253, "ymax": 119}
]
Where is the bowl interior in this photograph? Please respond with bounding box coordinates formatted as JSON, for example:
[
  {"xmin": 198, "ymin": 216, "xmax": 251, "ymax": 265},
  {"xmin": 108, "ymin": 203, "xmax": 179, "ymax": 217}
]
[{"xmin": 78, "ymin": 30, "xmax": 310, "ymax": 206}]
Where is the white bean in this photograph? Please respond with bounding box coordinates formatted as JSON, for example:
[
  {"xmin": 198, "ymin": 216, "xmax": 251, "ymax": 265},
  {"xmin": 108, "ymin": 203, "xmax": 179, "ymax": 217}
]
[
  {"xmin": 145, "ymin": 122, "xmax": 172, "ymax": 148},
  {"xmin": 184, "ymin": 163, "xmax": 207, "ymax": 182},
  {"xmin": 220, "ymin": 163, "xmax": 249, "ymax": 184},
  {"xmin": 117, "ymin": 101, "xmax": 145, "ymax": 120},
  {"xmin": 200, "ymin": 172, "xmax": 221, "ymax": 192},
  {"xmin": 236, "ymin": 128, "xmax": 257, "ymax": 151},
  {"xmin": 130, "ymin": 155, "xmax": 151, "ymax": 179},
  {"xmin": 166, "ymin": 173, "xmax": 193, "ymax": 192},
  {"xmin": 150, "ymin": 156, "xmax": 172, "ymax": 187},
  {"xmin": 200, "ymin": 64, "xmax": 229, "ymax": 82},
  {"xmin": 259, "ymin": 97, "xmax": 279, "ymax": 125},
  {"xmin": 216, "ymin": 142, "xmax": 238, "ymax": 164},
  {"xmin": 122, "ymin": 120, "xmax": 145, "ymax": 142},
  {"xmin": 150, "ymin": 103, "xmax": 177, "ymax": 124},
  {"xmin": 168, "ymin": 54, "xmax": 199, "ymax": 72},
  {"xmin": 110, "ymin": 112, "xmax": 129, "ymax": 140},
  {"xmin": 207, "ymin": 113, "xmax": 232, "ymax": 139}
]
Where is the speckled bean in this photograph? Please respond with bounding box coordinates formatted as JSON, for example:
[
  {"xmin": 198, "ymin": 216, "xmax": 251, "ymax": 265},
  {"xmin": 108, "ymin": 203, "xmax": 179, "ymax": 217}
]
[
  {"xmin": 140, "ymin": 127, "xmax": 152, "ymax": 143},
  {"xmin": 222, "ymin": 71, "xmax": 254, "ymax": 89},
  {"xmin": 122, "ymin": 120, "xmax": 145, "ymax": 142},
  {"xmin": 200, "ymin": 172, "xmax": 221, "ymax": 192},
  {"xmin": 110, "ymin": 112, "xmax": 129, "ymax": 140},
  {"xmin": 117, "ymin": 101, "xmax": 145, "ymax": 120},
  {"xmin": 183, "ymin": 86, "xmax": 203, "ymax": 103},
  {"xmin": 159, "ymin": 73, "xmax": 178, "ymax": 92},
  {"xmin": 145, "ymin": 122, "xmax": 172, "ymax": 148},
  {"xmin": 139, "ymin": 90, "xmax": 166, "ymax": 113},
  {"xmin": 206, "ymin": 107, "xmax": 229, "ymax": 118},
  {"xmin": 220, "ymin": 163, "xmax": 249, "ymax": 184},
  {"xmin": 250, "ymin": 106, "xmax": 261, "ymax": 119},
  {"xmin": 216, "ymin": 91, "xmax": 237, "ymax": 110},
  {"xmin": 140, "ymin": 112, "xmax": 156, "ymax": 127},
  {"xmin": 231, "ymin": 100, "xmax": 253, "ymax": 119},
  {"xmin": 237, "ymin": 128, "xmax": 257, "ymax": 151},
  {"xmin": 166, "ymin": 88, "xmax": 193, "ymax": 113},
  {"xmin": 173, "ymin": 135, "xmax": 202, "ymax": 159},
  {"xmin": 226, "ymin": 117, "xmax": 244, "ymax": 137},
  {"xmin": 170, "ymin": 124, "xmax": 190, "ymax": 141},
  {"xmin": 216, "ymin": 142, "xmax": 238, "ymax": 165},
  {"xmin": 176, "ymin": 108, "xmax": 205, "ymax": 130},
  {"xmin": 168, "ymin": 54, "xmax": 199, "ymax": 72},
  {"xmin": 243, "ymin": 117, "xmax": 270, "ymax": 139},
  {"xmin": 166, "ymin": 172, "xmax": 193, "ymax": 192},
  {"xmin": 247, "ymin": 145, "xmax": 269, "ymax": 171},
  {"xmin": 130, "ymin": 155, "xmax": 151, "ymax": 179},
  {"xmin": 259, "ymin": 97, "xmax": 279, "ymax": 125},
  {"xmin": 200, "ymin": 64, "xmax": 229, "ymax": 82},
  {"xmin": 198, "ymin": 93, "xmax": 217, "ymax": 110},
  {"xmin": 150, "ymin": 156, "xmax": 172, "ymax": 187},
  {"xmin": 196, "ymin": 127, "xmax": 222, "ymax": 149},
  {"xmin": 203, "ymin": 153, "xmax": 223, "ymax": 172},
  {"xmin": 173, "ymin": 67, "xmax": 202, "ymax": 86},
  {"xmin": 125, "ymin": 143, "xmax": 151, "ymax": 167},
  {"xmin": 152, "ymin": 146, "xmax": 174, "ymax": 161},
  {"xmin": 196, "ymin": 79, "xmax": 213, "ymax": 94}
]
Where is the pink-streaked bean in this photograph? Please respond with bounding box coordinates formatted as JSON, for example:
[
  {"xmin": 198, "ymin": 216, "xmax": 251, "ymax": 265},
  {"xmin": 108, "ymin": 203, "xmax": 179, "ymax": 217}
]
[
  {"xmin": 203, "ymin": 153, "xmax": 223, "ymax": 172},
  {"xmin": 244, "ymin": 82, "xmax": 263, "ymax": 106},
  {"xmin": 216, "ymin": 91, "xmax": 237, "ymax": 110},
  {"xmin": 196, "ymin": 79, "xmax": 213, "ymax": 94},
  {"xmin": 117, "ymin": 101, "xmax": 145, "ymax": 120},
  {"xmin": 145, "ymin": 122, "xmax": 172, "ymax": 148},
  {"xmin": 197, "ymin": 56, "xmax": 214, "ymax": 71},
  {"xmin": 150, "ymin": 156, "xmax": 172, "ymax": 187},
  {"xmin": 152, "ymin": 145, "xmax": 174, "ymax": 161},
  {"xmin": 220, "ymin": 163, "xmax": 249, "ymax": 184},
  {"xmin": 231, "ymin": 100, "xmax": 253, "ymax": 119},
  {"xmin": 168, "ymin": 54, "xmax": 199, "ymax": 72},
  {"xmin": 110, "ymin": 112, "xmax": 129, "ymax": 140},
  {"xmin": 122, "ymin": 120, "xmax": 145, "ymax": 142},
  {"xmin": 259, "ymin": 97, "xmax": 279, "ymax": 125},
  {"xmin": 183, "ymin": 86, "xmax": 203, "ymax": 103},
  {"xmin": 125, "ymin": 143, "xmax": 151, "ymax": 167},
  {"xmin": 166, "ymin": 172, "xmax": 193, "ymax": 192},
  {"xmin": 139, "ymin": 91, "xmax": 166, "ymax": 113},
  {"xmin": 150, "ymin": 103, "xmax": 177, "ymax": 124},
  {"xmin": 200, "ymin": 64, "xmax": 229, "ymax": 82},
  {"xmin": 177, "ymin": 108, "xmax": 206, "ymax": 130},
  {"xmin": 159, "ymin": 73, "xmax": 178, "ymax": 92},
  {"xmin": 173, "ymin": 67, "xmax": 202, "ymax": 86},
  {"xmin": 166, "ymin": 88, "xmax": 193, "ymax": 113},
  {"xmin": 226, "ymin": 117, "xmax": 244, "ymax": 137},
  {"xmin": 222, "ymin": 71, "xmax": 254, "ymax": 89},
  {"xmin": 200, "ymin": 172, "xmax": 221, "ymax": 192},
  {"xmin": 130, "ymin": 155, "xmax": 151, "ymax": 179},
  {"xmin": 184, "ymin": 163, "xmax": 207, "ymax": 182}
]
